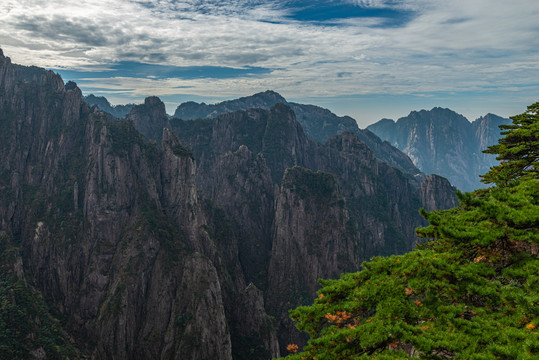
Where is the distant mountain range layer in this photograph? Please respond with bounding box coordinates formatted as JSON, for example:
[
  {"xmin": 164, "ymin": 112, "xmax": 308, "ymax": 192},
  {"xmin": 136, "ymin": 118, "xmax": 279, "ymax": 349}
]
[
  {"xmin": 85, "ymin": 94, "xmax": 135, "ymax": 118},
  {"xmin": 368, "ymin": 108, "xmax": 511, "ymax": 192},
  {"xmin": 1, "ymin": 49, "xmax": 456, "ymax": 359},
  {"xmin": 87, "ymin": 92, "xmax": 509, "ymax": 192},
  {"xmin": 87, "ymin": 91, "xmax": 422, "ymax": 177}
]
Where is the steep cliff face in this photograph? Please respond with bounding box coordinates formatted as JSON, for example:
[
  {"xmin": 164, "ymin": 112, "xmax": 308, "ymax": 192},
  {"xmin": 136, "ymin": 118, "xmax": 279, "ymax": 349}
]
[
  {"xmin": 0, "ymin": 50, "xmax": 282, "ymax": 359},
  {"xmin": 354, "ymin": 128, "xmax": 422, "ymax": 177},
  {"xmin": 419, "ymin": 174, "xmax": 459, "ymax": 212},
  {"xmin": 286, "ymin": 103, "xmax": 358, "ymax": 145},
  {"xmin": 0, "ymin": 231, "xmax": 81, "ymax": 359},
  {"xmin": 471, "ymin": 113, "xmax": 512, "ymax": 177},
  {"xmin": 127, "ymin": 96, "xmax": 171, "ymax": 144},
  {"xmin": 266, "ymin": 167, "xmax": 360, "ymax": 352},
  {"xmin": 369, "ymin": 108, "xmax": 473, "ymax": 179},
  {"xmin": 19, "ymin": 109, "xmax": 234, "ymax": 359},
  {"xmin": 321, "ymin": 133, "xmax": 423, "ymax": 257},
  {"xmin": 206, "ymin": 145, "xmax": 275, "ymax": 288},
  {"xmin": 368, "ymin": 108, "xmax": 511, "ymax": 191}
]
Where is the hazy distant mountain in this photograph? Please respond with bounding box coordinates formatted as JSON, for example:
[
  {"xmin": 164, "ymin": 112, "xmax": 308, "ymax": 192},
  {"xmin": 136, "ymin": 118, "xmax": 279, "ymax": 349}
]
[
  {"xmin": 174, "ymin": 90, "xmax": 287, "ymax": 119},
  {"xmin": 174, "ymin": 90, "xmax": 363, "ymax": 144},
  {"xmin": 84, "ymin": 94, "xmax": 135, "ymax": 118},
  {"xmin": 173, "ymin": 90, "xmax": 421, "ymax": 176},
  {"xmin": 367, "ymin": 108, "xmax": 511, "ymax": 192},
  {"xmin": 174, "ymin": 90, "xmax": 362, "ymax": 144}
]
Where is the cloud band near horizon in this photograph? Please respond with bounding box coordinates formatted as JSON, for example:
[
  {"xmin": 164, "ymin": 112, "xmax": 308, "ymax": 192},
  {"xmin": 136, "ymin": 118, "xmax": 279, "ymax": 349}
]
[{"xmin": 1, "ymin": 0, "xmax": 538, "ymax": 126}]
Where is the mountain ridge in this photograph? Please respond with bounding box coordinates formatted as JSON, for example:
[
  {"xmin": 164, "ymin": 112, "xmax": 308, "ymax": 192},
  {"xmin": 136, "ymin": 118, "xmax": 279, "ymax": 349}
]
[
  {"xmin": 84, "ymin": 94, "xmax": 135, "ymax": 118},
  {"xmin": 88, "ymin": 90, "xmax": 423, "ymax": 177},
  {"xmin": 368, "ymin": 108, "xmax": 511, "ymax": 191}
]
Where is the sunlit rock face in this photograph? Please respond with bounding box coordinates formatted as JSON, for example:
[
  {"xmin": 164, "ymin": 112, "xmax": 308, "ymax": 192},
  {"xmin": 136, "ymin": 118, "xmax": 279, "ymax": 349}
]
[{"xmin": 368, "ymin": 108, "xmax": 511, "ymax": 192}]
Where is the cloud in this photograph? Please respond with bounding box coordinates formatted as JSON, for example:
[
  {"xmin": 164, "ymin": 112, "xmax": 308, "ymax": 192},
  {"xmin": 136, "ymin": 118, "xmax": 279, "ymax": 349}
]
[
  {"xmin": 12, "ymin": 14, "xmax": 128, "ymax": 47},
  {"xmin": 0, "ymin": 0, "xmax": 537, "ymax": 124}
]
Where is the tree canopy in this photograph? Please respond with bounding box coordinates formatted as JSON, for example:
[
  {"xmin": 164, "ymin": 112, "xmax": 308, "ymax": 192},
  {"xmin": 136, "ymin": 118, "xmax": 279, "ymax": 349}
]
[
  {"xmin": 279, "ymin": 103, "xmax": 539, "ymax": 360},
  {"xmin": 481, "ymin": 102, "xmax": 539, "ymax": 186}
]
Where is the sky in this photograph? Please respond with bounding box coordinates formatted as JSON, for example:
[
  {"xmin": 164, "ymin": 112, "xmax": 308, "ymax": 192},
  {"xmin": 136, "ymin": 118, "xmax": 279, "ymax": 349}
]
[{"xmin": 1, "ymin": 0, "xmax": 538, "ymax": 127}]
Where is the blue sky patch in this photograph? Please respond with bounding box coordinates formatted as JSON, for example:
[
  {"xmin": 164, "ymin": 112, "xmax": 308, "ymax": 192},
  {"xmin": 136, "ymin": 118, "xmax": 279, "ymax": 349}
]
[
  {"xmin": 281, "ymin": 0, "xmax": 415, "ymax": 27},
  {"xmin": 54, "ymin": 62, "xmax": 272, "ymax": 81}
]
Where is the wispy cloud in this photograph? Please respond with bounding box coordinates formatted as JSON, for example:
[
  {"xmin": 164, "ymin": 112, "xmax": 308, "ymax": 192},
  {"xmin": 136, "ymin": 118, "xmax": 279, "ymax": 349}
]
[{"xmin": 0, "ymin": 0, "xmax": 538, "ymax": 124}]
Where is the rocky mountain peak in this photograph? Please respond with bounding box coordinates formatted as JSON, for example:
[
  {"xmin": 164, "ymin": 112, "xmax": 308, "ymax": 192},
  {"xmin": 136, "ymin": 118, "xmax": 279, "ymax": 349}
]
[
  {"xmin": 407, "ymin": 107, "xmax": 470, "ymax": 126},
  {"xmin": 368, "ymin": 108, "xmax": 510, "ymax": 191},
  {"xmin": 0, "ymin": 50, "xmax": 15, "ymax": 91},
  {"xmin": 420, "ymin": 174, "xmax": 459, "ymax": 212},
  {"xmin": 161, "ymin": 127, "xmax": 180, "ymax": 149},
  {"xmin": 250, "ymin": 89, "xmax": 287, "ymax": 102},
  {"xmin": 377, "ymin": 118, "xmax": 396, "ymax": 125},
  {"xmin": 127, "ymin": 96, "xmax": 170, "ymax": 143},
  {"xmin": 144, "ymin": 95, "xmax": 166, "ymax": 109}
]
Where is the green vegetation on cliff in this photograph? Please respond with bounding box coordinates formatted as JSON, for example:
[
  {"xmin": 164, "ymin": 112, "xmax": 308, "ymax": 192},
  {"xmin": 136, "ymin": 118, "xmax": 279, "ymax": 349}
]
[
  {"xmin": 283, "ymin": 166, "xmax": 337, "ymax": 202},
  {"xmin": 0, "ymin": 233, "xmax": 80, "ymax": 360},
  {"xmin": 172, "ymin": 143, "xmax": 194, "ymax": 159},
  {"xmin": 280, "ymin": 103, "xmax": 539, "ymax": 359}
]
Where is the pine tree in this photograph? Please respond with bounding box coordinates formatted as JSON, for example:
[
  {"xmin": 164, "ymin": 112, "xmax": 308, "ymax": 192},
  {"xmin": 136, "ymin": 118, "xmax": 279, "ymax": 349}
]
[
  {"xmin": 279, "ymin": 103, "xmax": 539, "ymax": 360},
  {"xmin": 481, "ymin": 102, "xmax": 539, "ymax": 185}
]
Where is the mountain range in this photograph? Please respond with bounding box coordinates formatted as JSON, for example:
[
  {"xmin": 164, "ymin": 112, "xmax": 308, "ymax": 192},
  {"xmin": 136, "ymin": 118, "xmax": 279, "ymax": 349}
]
[
  {"xmin": 88, "ymin": 91, "xmax": 509, "ymax": 193},
  {"xmin": 0, "ymin": 49, "xmax": 459, "ymax": 359},
  {"xmin": 87, "ymin": 91, "xmax": 421, "ymax": 177},
  {"xmin": 368, "ymin": 108, "xmax": 511, "ymax": 192}
]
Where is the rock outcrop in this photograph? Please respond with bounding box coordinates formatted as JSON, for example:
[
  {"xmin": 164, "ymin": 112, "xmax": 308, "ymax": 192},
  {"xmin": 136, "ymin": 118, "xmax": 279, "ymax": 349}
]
[
  {"xmin": 368, "ymin": 108, "xmax": 511, "ymax": 191},
  {"xmin": 267, "ymin": 167, "xmax": 360, "ymax": 352},
  {"xmin": 128, "ymin": 96, "xmax": 171, "ymax": 144},
  {"xmin": 419, "ymin": 174, "xmax": 459, "ymax": 212}
]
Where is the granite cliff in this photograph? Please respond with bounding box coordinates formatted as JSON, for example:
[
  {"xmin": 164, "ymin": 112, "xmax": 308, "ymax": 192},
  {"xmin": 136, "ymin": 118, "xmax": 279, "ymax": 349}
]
[
  {"xmin": 367, "ymin": 108, "xmax": 511, "ymax": 191},
  {"xmin": 0, "ymin": 50, "xmax": 276, "ymax": 359},
  {"xmin": 0, "ymin": 49, "xmax": 457, "ymax": 359}
]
